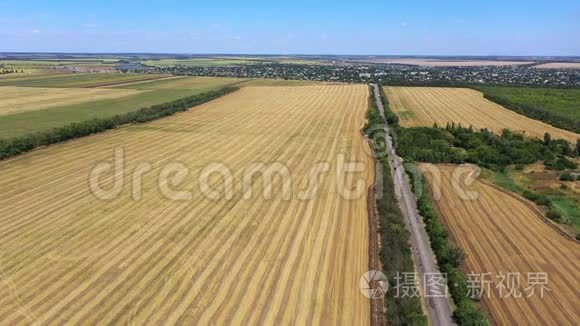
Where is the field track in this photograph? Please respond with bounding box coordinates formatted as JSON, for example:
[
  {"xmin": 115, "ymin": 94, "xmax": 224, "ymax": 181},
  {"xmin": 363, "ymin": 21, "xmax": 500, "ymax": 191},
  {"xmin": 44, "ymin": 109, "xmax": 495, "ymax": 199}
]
[
  {"xmin": 385, "ymin": 86, "xmax": 579, "ymax": 143},
  {"xmin": 0, "ymin": 86, "xmax": 144, "ymax": 116},
  {"xmin": 420, "ymin": 164, "xmax": 580, "ymax": 325},
  {"xmin": 0, "ymin": 85, "xmax": 373, "ymax": 324}
]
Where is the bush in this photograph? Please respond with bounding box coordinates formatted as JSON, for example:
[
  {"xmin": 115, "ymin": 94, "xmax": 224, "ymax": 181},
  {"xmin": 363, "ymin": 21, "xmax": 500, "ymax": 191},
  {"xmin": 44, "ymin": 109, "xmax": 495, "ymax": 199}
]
[
  {"xmin": 559, "ymin": 172, "xmax": 575, "ymax": 181},
  {"xmin": 522, "ymin": 190, "xmax": 551, "ymax": 207},
  {"xmin": 546, "ymin": 210, "xmax": 562, "ymax": 221},
  {"xmin": 545, "ymin": 157, "xmax": 578, "ymax": 170}
]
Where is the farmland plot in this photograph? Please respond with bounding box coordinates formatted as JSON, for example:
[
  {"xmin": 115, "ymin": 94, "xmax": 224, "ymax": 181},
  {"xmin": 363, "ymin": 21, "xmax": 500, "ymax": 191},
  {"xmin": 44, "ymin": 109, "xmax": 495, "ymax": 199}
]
[
  {"xmin": 0, "ymin": 76, "xmax": 245, "ymax": 139},
  {"xmin": 0, "ymin": 73, "xmax": 167, "ymax": 88},
  {"xmin": 0, "ymin": 86, "xmax": 144, "ymax": 116},
  {"xmin": 112, "ymin": 76, "xmax": 245, "ymax": 90},
  {"xmin": 384, "ymin": 87, "xmax": 579, "ymax": 143},
  {"xmin": 0, "ymin": 85, "xmax": 373, "ymax": 324},
  {"xmin": 420, "ymin": 164, "xmax": 579, "ymax": 325}
]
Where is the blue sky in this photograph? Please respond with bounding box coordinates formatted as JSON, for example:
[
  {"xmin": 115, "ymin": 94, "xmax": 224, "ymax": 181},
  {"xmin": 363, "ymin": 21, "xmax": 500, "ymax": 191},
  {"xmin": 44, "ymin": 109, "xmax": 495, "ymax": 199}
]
[{"xmin": 1, "ymin": 0, "xmax": 579, "ymax": 55}]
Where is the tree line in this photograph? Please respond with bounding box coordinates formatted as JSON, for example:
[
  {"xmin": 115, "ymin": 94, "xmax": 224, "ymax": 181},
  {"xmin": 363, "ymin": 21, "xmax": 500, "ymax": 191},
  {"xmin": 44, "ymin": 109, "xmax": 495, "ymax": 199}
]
[
  {"xmin": 406, "ymin": 165, "xmax": 488, "ymax": 325},
  {"xmin": 364, "ymin": 92, "xmax": 427, "ymax": 325},
  {"xmin": 0, "ymin": 69, "xmax": 24, "ymax": 74},
  {"xmin": 0, "ymin": 87, "xmax": 239, "ymax": 160}
]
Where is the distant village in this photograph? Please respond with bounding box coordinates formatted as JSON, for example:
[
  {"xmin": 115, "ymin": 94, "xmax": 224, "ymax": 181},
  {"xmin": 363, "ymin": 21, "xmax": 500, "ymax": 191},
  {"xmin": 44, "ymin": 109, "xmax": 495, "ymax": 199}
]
[{"xmin": 147, "ymin": 63, "xmax": 580, "ymax": 87}]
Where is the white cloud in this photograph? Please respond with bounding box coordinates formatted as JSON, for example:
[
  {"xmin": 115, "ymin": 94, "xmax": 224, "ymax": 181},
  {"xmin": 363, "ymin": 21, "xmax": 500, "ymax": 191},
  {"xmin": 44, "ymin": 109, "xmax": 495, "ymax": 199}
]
[
  {"xmin": 31, "ymin": 29, "xmax": 40, "ymax": 33},
  {"xmin": 400, "ymin": 22, "xmax": 408, "ymax": 27}
]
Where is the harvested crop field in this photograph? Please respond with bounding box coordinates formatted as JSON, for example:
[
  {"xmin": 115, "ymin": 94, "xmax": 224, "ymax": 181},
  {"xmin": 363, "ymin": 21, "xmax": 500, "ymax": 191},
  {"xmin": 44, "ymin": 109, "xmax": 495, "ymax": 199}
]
[
  {"xmin": 0, "ymin": 86, "xmax": 144, "ymax": 116},
  {"xmin": 385, "ymin": 86, "xmax": 579, "ymax": 143},
  {"xmin": 420, "ymin": 164, "xmax": 579, "ymax": 325},
  {"xmin": 0, "ymin": 85, "xmax": 373, "ymax": 324},
  {"xmin": 533, "ymin": 62, "xmax": 580, "ymax": 69}
]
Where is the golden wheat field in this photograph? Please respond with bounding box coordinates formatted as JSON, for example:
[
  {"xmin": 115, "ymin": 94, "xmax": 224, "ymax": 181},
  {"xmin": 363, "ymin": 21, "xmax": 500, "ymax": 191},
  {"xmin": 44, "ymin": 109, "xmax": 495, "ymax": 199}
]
[
  {"xmin": 0, "ymin": 86, "xmax": 144, "ymax": 116},
  {"xmin": 420, "ymin": 164, "xmax": 580, "ymax": 325},
  {"xmin": 0, "ymin": 85, "xmax": 373, "ymax": 324},
  {"xmin": 384, "ymin": 86, "xmax": 579, "ymax": 143}
]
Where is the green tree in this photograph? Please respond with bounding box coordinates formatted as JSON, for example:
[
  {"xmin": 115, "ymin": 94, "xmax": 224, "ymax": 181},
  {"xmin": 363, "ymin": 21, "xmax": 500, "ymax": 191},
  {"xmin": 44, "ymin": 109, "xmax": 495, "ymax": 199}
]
[
  {"xmin": 544, "ymin": 132, "xmax": 552, "ymax": 146},
  {"xmin": 559, "ymin": 172, "xmax": 575, "ymax": 181}
]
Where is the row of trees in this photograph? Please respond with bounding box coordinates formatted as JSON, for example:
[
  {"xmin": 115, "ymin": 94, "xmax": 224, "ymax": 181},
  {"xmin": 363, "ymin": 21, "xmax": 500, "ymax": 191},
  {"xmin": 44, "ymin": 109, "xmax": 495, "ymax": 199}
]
[
  {"xmin": 0, "ymin": 87, "xmax": 239, "ymax": 160},
  {"xmin": 365, "ymin": 92, "xmax": 427, "ymax": 325},
  {"xmin": 406, "ymin": 165, "xmax": 488, "ymax": 325},
  {"xmin": 0, "ymin": 69, "xmax": 23, "ymax": 74}
]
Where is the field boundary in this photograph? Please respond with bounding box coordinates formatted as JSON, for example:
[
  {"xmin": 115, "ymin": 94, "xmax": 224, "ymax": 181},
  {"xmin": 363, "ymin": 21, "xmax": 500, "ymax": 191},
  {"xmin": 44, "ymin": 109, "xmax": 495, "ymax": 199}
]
[{"xmin": 365, "ymin": 154, "xmax": 386, "ymax": 326}]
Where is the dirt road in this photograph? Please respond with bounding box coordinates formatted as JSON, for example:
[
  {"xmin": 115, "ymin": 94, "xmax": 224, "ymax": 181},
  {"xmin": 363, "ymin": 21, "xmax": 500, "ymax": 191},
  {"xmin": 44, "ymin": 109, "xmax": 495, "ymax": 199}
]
[{"xmin": 370, "ymin": 84, "xmax": 454, "ymax": 326}]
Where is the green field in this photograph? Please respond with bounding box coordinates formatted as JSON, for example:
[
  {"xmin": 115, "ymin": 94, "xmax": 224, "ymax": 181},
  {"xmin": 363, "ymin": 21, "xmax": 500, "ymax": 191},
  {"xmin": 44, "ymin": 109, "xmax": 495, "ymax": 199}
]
[
  {"xmin": 478, "ymin": 86, "xmax": 580, "ymax": 120},
  {"xmin": 0, "ymin": 73, "xmax": 167, "ymax": 88},
  {"xmin": 111, "ymin": 76, "xmax": 246, "ymax": 90},
  {"xmin": 0, "ymin": 59, "xmax": 120, "ymax": 73},
  {"xmin": 477, "ymin": 86, "xmax": 580, "ymax": 134},
  {"xmin": 0, "ymin": 59, "xmax": 119, "ymax": 66},
  {"xmin": 0, "ymin": 74, "xmax": 245, "ymax": 139}
]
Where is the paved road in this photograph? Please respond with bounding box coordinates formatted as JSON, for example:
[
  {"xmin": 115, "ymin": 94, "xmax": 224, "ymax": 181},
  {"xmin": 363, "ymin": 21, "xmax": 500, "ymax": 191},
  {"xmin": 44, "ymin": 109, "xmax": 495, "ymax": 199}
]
[{"xmin": 370, "ymin": 84, "xmax": 455, "ymax": 326}]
